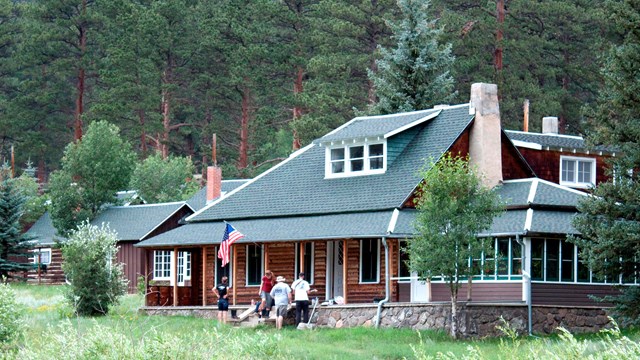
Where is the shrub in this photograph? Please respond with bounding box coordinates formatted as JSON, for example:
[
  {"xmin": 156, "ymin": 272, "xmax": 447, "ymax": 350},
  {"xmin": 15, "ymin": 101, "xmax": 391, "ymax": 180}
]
[
  {"xmin": 60, "ymin": 222, "xmax": 127, "ymax": 316},
  {"xmin": 0, "ymin": 281, "xmax": 23, "ymax": 345}
]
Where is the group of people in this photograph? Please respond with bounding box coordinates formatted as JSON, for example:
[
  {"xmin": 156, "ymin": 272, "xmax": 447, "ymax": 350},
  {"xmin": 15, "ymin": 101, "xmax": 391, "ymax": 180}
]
[{"xmin": 212, "ymin": 270, "xmax": 313, "ymax": 330}]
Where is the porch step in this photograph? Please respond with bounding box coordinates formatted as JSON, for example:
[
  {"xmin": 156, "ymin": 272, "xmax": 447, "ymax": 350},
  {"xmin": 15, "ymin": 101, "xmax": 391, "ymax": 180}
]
[{"xmin": 229, "ymin": 307, "xmax": 278, "ymax": 327}]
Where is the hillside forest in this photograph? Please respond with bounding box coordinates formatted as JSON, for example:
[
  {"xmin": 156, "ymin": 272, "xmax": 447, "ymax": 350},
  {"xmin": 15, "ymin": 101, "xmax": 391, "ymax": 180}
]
[{"xmin": 0, "ymin": 0, "xmax": 613, "ymax": 180}]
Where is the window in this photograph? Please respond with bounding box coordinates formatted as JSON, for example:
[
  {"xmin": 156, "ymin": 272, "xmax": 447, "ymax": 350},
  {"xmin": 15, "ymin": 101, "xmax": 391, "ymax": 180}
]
[
  {"xmin": 326, "ymin": 141, "xmax": 386, "ymax": 178},
  {"xmin": 560, "ymin": 156, "xmax": 595, "ymax": 188},
  {"xmin": 246, "ymin": 245, "xmax": 263, "ymax": 286},
  {"xmin": 32, "ymin": 248, "xmax": 51, "ymax": 265},
  {"xmin": 476, "ymin": 238, "xmax": 523, "ymax": 280},
  {"xmin": 177, "ymin": 251, "xmax": 191, "ymax": 286},
  {"xmin": 215, "ymin": 251, "xmax": 233, "ymax": 286},
  {"xmin": 295, "ymin": 242, "xmax": 314, "ymax": 284},
  {"xmin": 360, "ymin": 239, "xmax": 380, "ymax": 283},
  {"xmin": 153, "ymin": 250, "xmax": 172, "ymax": 280},
  {"xmin": 398, "ymin": 241, "xmax": 411, "ymax": 282}
]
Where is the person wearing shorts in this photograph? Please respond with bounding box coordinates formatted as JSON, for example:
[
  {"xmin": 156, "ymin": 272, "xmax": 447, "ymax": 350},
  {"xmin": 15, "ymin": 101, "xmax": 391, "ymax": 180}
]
[
  {"xmin": 213, "ymin": 276, "xmax": 230, "ymax": 324},
  {"xmin": 257, "ymin": 270, "xmax": 275, "ymax": 318},
  {"xmin": 269, "ymin": 276, "xmax": 291, "ymax": 330}
]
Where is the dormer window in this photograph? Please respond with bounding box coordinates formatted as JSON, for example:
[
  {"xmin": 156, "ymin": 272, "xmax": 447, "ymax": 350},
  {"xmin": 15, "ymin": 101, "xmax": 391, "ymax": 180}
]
[{"xmin": 326, "ymin": 141, "xmax": 386, "ymax": 178}]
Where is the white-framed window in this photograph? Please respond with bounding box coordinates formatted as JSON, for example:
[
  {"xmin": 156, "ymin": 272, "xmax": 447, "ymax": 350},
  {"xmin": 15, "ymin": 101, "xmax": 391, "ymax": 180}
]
[
  {"xmin": 325, "ymin": 141, "xmax": 386, "ymax": 178},
  {"xmin": 32, "ymin": 248, "xmax": 51, "ymax": 265},
  {"xmin": 177, "ymin": 251, "xmax": 191, "ymax": 286},
  {"xmin": 560, "ymin": 156, "xmax": 596, "ymax": 188},
  {"xmin": 153, "ymin": 250, "xmax": 172, "ymax": 280},
  {"xmin": 295, "ymin": 242, "xmax": 314, "ymax": 285},
  {"xmin": 470, "ymin": 238, "xmax": 523, "ymax": 281},
  {"xmin": 360, "ymin": 239, "xmax": 380, "ymax": 283},
  {"xmin": 246, "ymin": 244, "xmax": 263, "ymax": 286}
]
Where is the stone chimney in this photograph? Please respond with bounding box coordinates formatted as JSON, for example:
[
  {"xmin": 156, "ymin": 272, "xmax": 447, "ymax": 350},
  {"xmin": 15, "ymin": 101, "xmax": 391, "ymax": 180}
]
[
  {"xmin": 206, "ymin": 166, "xmax": 222, "ymax": 203},
  {"xmin": 542, "ymin": 116, "xmax": 559, "ymax": 134},
  {"xmin": 469, "ymin": 83, "xmax": 503, "ymax": 188}
]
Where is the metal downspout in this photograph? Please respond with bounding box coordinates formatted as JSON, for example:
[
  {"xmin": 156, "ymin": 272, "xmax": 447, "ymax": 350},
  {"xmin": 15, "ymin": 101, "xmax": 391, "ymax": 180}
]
[
  {"xmin": 376, "ymin": 236, "xmax": 389, "ymax": 328},
  {"xmin": 516, "ymin": 234, "xmax": 532, "ymax": 336}
]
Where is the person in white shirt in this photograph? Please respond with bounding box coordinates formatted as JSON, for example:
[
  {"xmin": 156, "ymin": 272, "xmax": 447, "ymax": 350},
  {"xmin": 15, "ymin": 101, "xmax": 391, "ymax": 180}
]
[
  {"xmin": 291, "ymin": 272, "xmax": 311, "ymax": 325},
  {"xmin": 270, "ymin": 276, "xmax": 292, "ymax": 330}
]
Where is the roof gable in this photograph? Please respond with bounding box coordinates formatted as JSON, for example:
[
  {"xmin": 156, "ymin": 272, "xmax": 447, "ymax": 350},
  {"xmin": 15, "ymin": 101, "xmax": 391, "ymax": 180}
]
[{"xmin": 92, "ymin": 202, "xmax": 192, "ymax": 241}]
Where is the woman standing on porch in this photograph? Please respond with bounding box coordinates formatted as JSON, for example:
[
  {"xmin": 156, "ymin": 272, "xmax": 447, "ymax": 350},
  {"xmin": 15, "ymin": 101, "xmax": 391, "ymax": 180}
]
[
  {"xmin": 257, "ymin": 270, "xmax": 275, "ymax": 318},
  {"xmin": 214, "ymin": 276, "xmax": 230, "ymax": 324}
]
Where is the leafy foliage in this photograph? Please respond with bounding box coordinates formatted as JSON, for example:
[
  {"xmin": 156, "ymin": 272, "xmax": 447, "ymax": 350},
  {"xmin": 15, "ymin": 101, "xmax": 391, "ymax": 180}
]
[
  {"xmin": 368, "ymin": 0, "xmax": 455, "ymax": 114},
  {"xmin": 0, "ymin": 281, "xmax": 22, "ymax": 346},
  {"xmin": 60, "ymin": 222, "xmax": 127, "ymax": 316},
  {"xmin": 570, "ymin": 0, "xmax": 640, "ymax": 326},
  {"xmin": 129, "ymin": 153, "xmax": 199, "ymax": 203},
  {"xmin": 409, "ymin": 154, "xmax": 502, "ymax": 338},
  {"xmin": 0, "ymin": 178, "xmax": 35, "ymax": 279},
  {"xmin": 49, "ymin": 121, "xmax": 137, "ymax": 236}
]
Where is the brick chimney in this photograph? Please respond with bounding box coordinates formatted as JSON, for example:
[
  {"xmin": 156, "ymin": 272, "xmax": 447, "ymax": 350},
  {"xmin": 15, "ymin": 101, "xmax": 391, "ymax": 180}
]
[
  {"xmin": 469, "ymin": 83, "xmax": 503, "ymax": 188},
  {"xmin": 206, "ymin": 166, "xmax": 222, "ymax": 203},
  {"xmin": 542, "ymin": 116, "xmax": 559, "ymax": 134}
]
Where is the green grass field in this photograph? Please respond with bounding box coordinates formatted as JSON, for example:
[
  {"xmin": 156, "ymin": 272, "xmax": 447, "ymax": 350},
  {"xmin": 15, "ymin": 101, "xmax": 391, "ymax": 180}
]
[{"xmin": 5, "ymin": 283, "xmax": 640, "ymax": 359}]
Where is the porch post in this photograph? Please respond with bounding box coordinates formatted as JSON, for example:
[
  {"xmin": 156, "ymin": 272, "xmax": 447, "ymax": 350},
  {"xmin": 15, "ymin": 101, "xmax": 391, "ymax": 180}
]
[
  {"xmin": 172, "ymin": 247, "xmax": 178, "ymax": 306},
  {"xmin": 202, "ymin": 246, "xmax": 207, "ymax": 306},
  {"xmin": 232, "ymin": 245, "xmax": 237, "ymax": 305},
  {"xmin": 342, "ymin": 240, "xmax": 348, "ymax": 304},
  {"xmin": 144, "ymin": 249, "xmax": 149, "ymax": 305},
  {"xmin": 300, "ymin": 241, "xmax": 305, "ymax": 274},
  {"xmin": 264, "ymin": 243, "xmax": 269, "ymax": 273}
]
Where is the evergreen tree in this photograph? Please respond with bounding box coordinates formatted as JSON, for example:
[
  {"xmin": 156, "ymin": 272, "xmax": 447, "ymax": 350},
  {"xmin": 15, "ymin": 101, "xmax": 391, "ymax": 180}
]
[
  {"xmin": 0, "ymin": 176, "xmax": 35, "ymax": 279},
  {"xmin": 571, "ymin": 0, "xmax": 640, "ymax": 325},
  {"xmin": 368, "ymin": 0, "xmax": 455, "ymax": 114},
  {"xmin": 49, "ymin": 121, "xmax": 137, "ymax": 236}
]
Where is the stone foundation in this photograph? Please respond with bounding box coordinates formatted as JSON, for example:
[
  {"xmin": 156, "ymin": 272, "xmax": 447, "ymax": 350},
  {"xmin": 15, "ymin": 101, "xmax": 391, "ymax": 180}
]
[{"xmin": 140, "ymin": 303, "xmax": 612, "ymax": 337}]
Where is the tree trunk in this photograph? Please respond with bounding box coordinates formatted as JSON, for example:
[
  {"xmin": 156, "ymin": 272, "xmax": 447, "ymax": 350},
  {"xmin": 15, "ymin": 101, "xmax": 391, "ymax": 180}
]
[
  {"xmin": 494, "ymin": 0, "xmax": 504, "ymax": 73},
  {"xmin": 74, "ymin": 0, "xmax": 88, "ymax": 142},
  {"xmin": 450, "ymin": 293, "xmax": 458, "ymax": 339},
  {"xmin": 292, "ymin": 66, "xmax": 304, "ymax": 150},
  {"xmin": 237, "ymin": 84, "xmax": 250, "ymax": 169},
  {"xmin": 138, "ymin": 109, "xmax": 147, "ymax": 157},
  {"xmin": 160, "ymin": 63, "xmax": 172, "ymax": 159},
  {"xmin": 467, "ymin": 276, "xmax": 472, "ymax": 301}
]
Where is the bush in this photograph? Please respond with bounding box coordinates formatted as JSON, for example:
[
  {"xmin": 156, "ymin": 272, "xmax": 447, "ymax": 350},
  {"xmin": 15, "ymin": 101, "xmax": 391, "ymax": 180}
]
[
  {"xmin": 0, "ymin": 281, "xmax": 23, "ymax": 345},
  {"xmin": 61, "ymin": 222, "xmax": 127, "ymax": 316}
]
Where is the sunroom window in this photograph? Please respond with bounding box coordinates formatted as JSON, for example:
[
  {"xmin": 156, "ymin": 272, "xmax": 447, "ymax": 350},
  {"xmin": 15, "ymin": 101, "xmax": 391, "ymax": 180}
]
[{"xmin": 326, "ymin": 141, "xmax": 386, "ymax": 178}]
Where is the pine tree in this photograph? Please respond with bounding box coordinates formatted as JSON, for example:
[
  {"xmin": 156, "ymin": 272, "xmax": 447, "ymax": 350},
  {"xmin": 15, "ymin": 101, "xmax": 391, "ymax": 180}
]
[
  {"xmin": 368, "ymin": 0, "xmax": 455, "ymax": 115},
  {"xmin": 0, "ymin": 176, "xmax": 35, "ymax": 279},
  {"xmin": 571, "ymin": 0, "xmax": 640, "ymax": 325}
]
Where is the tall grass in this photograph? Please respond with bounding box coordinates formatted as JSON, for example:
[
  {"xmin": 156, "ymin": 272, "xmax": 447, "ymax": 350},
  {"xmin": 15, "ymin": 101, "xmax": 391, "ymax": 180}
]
[{"xmin": 6, "ymin": 284, "xmax": 640, "ymax": 359}]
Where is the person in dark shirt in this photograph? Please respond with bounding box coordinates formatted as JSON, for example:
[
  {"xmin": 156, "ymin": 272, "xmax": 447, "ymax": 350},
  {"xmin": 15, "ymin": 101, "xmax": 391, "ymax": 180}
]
[{"xmin": 213, "ymin": 276, "xmax": 230, "ymax": 324}]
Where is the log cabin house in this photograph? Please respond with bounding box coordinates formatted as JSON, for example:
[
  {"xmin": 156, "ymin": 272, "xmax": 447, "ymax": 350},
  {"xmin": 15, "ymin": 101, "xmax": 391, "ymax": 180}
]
[{"xmin": 135, "ymin": 83, "xmax": 636, "ymax": 311}]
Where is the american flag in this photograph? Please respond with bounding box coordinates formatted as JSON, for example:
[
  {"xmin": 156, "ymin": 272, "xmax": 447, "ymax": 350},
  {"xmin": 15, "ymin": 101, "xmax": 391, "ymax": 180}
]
[{"xmin": 218, "ymin": 223, "xmax": 244, "ymax": 267}]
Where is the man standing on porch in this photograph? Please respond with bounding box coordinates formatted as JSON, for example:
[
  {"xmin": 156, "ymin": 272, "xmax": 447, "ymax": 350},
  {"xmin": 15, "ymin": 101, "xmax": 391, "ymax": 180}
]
[
  {"xmin": 270, "ymin": 276, "xmax": 291, "ymax": 330},
  {"xmin": 214, "ymin": 276, "xmax": 230, "ymax": 324}
]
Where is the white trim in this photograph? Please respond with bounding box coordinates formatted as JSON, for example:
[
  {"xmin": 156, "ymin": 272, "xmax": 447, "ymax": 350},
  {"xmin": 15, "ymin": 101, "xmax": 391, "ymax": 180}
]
[
  {"xmin": 186, "ymin": 143, "xmax": 315, "ymax": 222},
  {"xmin": 245, "ymin": 244, "xmax": 264, "ymax": 287},
  {"xmin": 387, "ymin": 209, "xmax": 400, "ymax": 233},
  {"xmin": 524, "ymin": 209, "xmax": 534, "ymax": 232},
  {"xmin": 505, "ymin": 130, "xmax": 585, "ymax": 141},
  {"xmin": 359, "ymin": 239, "xmax": 381, "ymax": 284},
  {"xmin": 153, "ymin": 250, "xmax": 172, "ymax": 281},
  {"xmin": 510, "ymin": 139, "xmax": 542, "ymax": 150},
  {"xmin": 527, "ymin": 179, "xmax": 538, "ymax": 204},
  {"xmin": 383, "ymin": 110, "xmax": 441, "ymax": 138},
  {"xmin": 503, "ymin": 178, "xmax": 590, "ymax": 198},
  {"xmin": 559, "ymin": 155, "xmax": 596, "ymax": 189}
]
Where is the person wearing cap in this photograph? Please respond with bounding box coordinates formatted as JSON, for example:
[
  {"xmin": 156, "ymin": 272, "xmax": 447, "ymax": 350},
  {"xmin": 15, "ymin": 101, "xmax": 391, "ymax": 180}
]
[
  {"xmin": 291, "ymin": 272, "xmax": 311, "ymax": 326},
  {"xmin": 269, "ymin": 275, "xmax": 292, "ymax": 330}
]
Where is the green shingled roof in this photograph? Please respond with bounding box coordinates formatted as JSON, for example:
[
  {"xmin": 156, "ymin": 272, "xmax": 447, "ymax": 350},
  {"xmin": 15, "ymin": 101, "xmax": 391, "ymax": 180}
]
[
  {"xmin": 186, "ymin": 179, "xmax": 250, "ymax": 211},
  {"xmin": 92, "ymin": 202, "xmax": 192, "ymax": 241},
  {"xmin": 25, "ymin": 212, "xmax": 65, "ymax": 246},
  {"xmin": 189, "ymin": 105, "xmax": 474, "ymax": 222},
  {"xmin": 505, "ymin": 130, "xmax": 614, "ymax": 153},
  {"xmin": 137, "ymin": 211, "xmax": 394, "ymax": 247}
]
